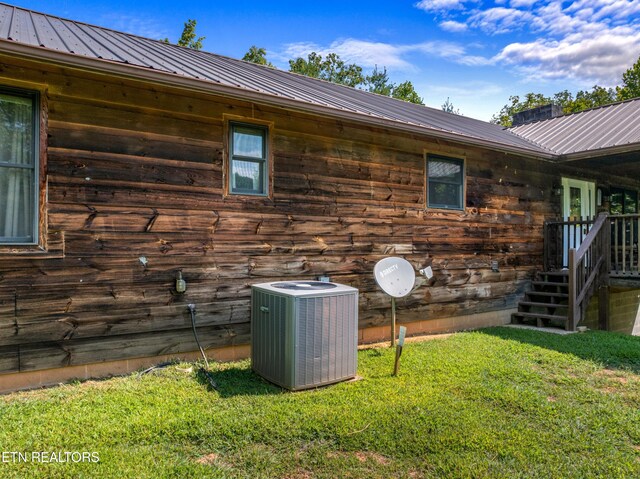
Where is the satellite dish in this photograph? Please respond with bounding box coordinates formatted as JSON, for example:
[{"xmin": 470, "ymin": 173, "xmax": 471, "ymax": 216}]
[{"xmin": 374, "ymin": 257, "xmax": 416, "ymax": 298}]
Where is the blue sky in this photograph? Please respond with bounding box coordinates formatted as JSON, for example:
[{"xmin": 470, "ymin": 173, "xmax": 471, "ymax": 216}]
[{"xmin": 11, "ymin": 0, "xmax": 640, "ymax": 121}]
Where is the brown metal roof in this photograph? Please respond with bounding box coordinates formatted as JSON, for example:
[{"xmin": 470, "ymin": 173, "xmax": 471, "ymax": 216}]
[
  {"xmin": 0, "ymin": 3, "xmax": 557, "ymax": 158},
  {"xmin": 509, "ymin": 99, "xmax": 640, "ymax": 158}
]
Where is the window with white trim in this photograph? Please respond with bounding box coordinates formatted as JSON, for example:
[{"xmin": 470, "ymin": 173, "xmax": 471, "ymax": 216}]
[
  {"xmin": 426, "ymin": 155, "xmax": 464, "ymax": 210},
  {"xmin": 229, "ymin": 122, "xmax": 268, "ymax": 196},
  {"xmin": 0, "ymin": 88, "xmax": 39, "ymax": 244}
]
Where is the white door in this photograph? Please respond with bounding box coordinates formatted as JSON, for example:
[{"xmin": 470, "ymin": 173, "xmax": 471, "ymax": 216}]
[{"xmin": 562, "ymin": 177, "xmax": 595, "ymax": 266}]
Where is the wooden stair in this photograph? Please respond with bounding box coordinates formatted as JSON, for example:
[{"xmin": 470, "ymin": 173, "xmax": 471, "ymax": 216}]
[{"xmin": 511, "ymin": 271, "xmax": 569, "ymax": 329}]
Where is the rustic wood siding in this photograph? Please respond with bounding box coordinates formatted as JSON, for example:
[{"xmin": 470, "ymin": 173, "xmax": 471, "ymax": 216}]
[{"xmin": 0, "ymin": 55, "xmax": 603, "ymax": 374}]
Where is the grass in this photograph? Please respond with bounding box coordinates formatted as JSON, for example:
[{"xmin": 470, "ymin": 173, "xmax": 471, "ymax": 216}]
[{"xmin": 1, "ymin": 327, "xmax": 639, "ymax": 478}]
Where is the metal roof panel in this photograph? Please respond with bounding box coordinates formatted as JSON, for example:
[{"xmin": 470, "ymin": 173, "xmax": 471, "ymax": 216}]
[
  {"xmin": 0, "ymin": 3, "xmax": 582, "ymax": 157},
  {"xmin": 511, "ymin": 99, "xmax": 640, "ymax": 155}
]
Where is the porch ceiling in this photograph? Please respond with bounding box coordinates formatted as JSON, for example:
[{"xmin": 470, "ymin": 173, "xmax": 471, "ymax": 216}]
[{"xmin": 559, "ymin": 150, "xmax": 640, "ymax": 180}]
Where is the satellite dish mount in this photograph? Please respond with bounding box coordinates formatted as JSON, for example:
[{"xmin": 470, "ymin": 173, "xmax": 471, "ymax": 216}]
[{"xmin": 373, "ymin": 257, "xmax": 416, "ymax": 347}]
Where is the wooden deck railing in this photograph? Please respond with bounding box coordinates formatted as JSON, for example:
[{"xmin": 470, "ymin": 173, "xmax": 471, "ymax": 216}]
[
  {"xmin": 610, "ymin": 214, "xmax": 640, "ymax": 276},
  {"xmin": 543, "ymin": 216, "xmax": 595, "ymax": 271},
  {"xmin": 567, "ymin": 213, "xmax": 610, "ymax": 331},
  {"xmin": 544, "ymin": 214, "xmax": 640, "ymax": 276},
  {"xmin": 542, "ymin": 213, "xmax": 640, "ymax": 330}
]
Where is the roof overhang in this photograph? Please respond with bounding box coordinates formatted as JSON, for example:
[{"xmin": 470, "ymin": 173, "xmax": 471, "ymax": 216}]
[
  {"xmin": 0, "ymin": 39, "xmax": 555, "ymax": 161},
  {"xmin": 556, "ymin": 148, "xmax": 640, "ymax": 180},
  {"xmin": 559, "ymin": 143, "xmax": 640, "ymax": 162}
]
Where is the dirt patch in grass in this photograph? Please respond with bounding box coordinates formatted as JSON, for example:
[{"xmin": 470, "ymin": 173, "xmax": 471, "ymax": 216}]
[
  {"xmin": 196, "ymin": 453, "xmax": 220, "ymax": 465},
  {"xmin": 327, "ymin": 450, "xmax": 391, "ymax": 465},
  {"xmin": 195, "ymin": 451, "xmax": 235, "ymax": 471},
  {"xmin": 283, "ymin": 469, "xmax": 313, "ymax": 479},
  {"xmin": 355, "ymin": 451, "xmax": 390, "ymax": 465},
  {"xmin": 596, "ymin": 368, "xmax": 629, "ymax": 383},
  {"xmin": 592, "ymin": 368, "xmax": 639, "ymax": 397}
]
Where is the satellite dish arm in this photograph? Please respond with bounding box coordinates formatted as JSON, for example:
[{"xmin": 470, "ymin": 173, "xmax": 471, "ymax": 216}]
[{"xmin": 409, "ymin": 276, "xmax": 427, "ymax": 295}]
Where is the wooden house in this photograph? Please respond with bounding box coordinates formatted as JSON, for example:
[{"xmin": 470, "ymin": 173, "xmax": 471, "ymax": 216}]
[{"xmin": 0, "ymin": 4, "xmax": 638, "ymax": 391}]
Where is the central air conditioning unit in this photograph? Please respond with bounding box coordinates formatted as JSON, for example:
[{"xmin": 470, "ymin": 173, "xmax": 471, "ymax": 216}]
[{"xmin": 251, "ymin": 280, "xmax": 358, "ymax": 390}]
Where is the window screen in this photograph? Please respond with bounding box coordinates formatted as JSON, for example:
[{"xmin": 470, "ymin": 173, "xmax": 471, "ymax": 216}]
[
  {"xmin": 610, "ymin": 187, "xmax": 638, "ymax": 215},
  {"xmin": 229, "ymin": 123, "xmax": 268, "ymax": 196},
  {"xmin": 427, "ymin": 155, "xmax": 464, "ymax": 210},
  {"xmin": 0, "ymin": 89, "xmax": 38, "ymax": 244}
]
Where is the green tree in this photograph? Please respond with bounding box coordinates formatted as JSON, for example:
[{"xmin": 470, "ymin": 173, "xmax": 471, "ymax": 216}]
[
  {"xmin": 491, "ymin": 93, "xmax": 551, "ymax": 126},
  {"xmin": 441, "ymin": 97, "xmax": 460, "ymax": 114},
  {"xmin": 242, "ymin": 46, "xmax": 274, "ymax": 67},
  {"xmin": 287, "ymin": 52, "xmax": 424, "ymax": 104},
  {"xmin": 617, "ymin": 56, "xmax": 640, "ymax": 101},
  {"xmin": 491, "ymin": 87, "xmax": 618, "ymax": 126},
  {"xmin": 392, "ymin": 81, "xmax": 424, "ymax": 105},
  {"xmin": 568, "ymin": 86, "xmax": 616, "ymax": 113},
  {"xmin": 163, "ymin": 19, "xmax": 205, "ymax": 50},
  {"xmin": 365, "ymin": 66, "xmax": 393, "ymax": 96},
  {"xmin": 364, "ymin": 67, "xmax": 424, "ymax": 105},
  {"xmin": 289, "ymin": 52, "xmax": 364, "ymax": 88}
]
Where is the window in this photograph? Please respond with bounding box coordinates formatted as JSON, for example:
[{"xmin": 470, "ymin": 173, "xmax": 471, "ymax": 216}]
[
  {"xmin": 0, "ymin": 88, "xmax": 39, "ymax": 244},
  {"xmin": 229, "ymin": 122, "xmax": 268, "ymax": 196},
  {"xmin": 426, "ymin": 155, "xmax": 464, "ymax": 210},
  {"xmin": 610, "ymin": 187, "xmax": 638, "ymax": 215}
]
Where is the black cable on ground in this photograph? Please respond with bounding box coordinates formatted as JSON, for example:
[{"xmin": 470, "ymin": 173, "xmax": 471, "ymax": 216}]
[{"xmin": 187, "ymin": 304, "xmax": 217, "ymax": 390}]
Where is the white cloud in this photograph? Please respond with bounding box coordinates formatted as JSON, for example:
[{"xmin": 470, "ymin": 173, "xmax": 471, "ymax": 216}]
[
  {"xmin": 439, "ymin": 20, "xmax": 469, "ymax": 32},
  {"xmin": 416, "ymin": 0, "xmax": 640, "ymax": 86},
  {"xmin": 281, "ymin": 38, "xmax": 470, "ymax": 71},
  {"xmin": 494, "ymin": 28, "xmax": 640, "ymax": 84},
  {"xmin": 509, "ymin": 0, "xmax": 538, "ymax": 7},
  {"xmin": 282, "ymin": 40, "xmax": 412, "ymax": 69},
  {"xmin": 409, "ymin": 41, "xmax": 467, "ymax": 58},
  {"xmin": 456, "ymin": 55, "xmax": 494, "ymax": 66},
  {"xmin": 415, "ymin": 0, "xmax": 470, "ymax": 13},
  {"xmin": 333, "ymin": 40, "xmax": 417, "ymax": 69},
  {"xmin": 469, "ymin": 7, "xmax": 535, "ymax": 34},
  {"xmin": 566, "ymin": 0, "xmax": 640, "ymax": 22},
  {"xmin": 533, "ymin": 2, "xmax": 593, "ymax": 35},
  {"xmin": 283, "ymin": 0, "xmax": 640, "ymax": 94}
]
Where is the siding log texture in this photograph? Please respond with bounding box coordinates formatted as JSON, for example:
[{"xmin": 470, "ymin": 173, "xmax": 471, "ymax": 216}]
[{"xmin": 0, "ymin": 56, "xmax": 619, "ymax": 375}]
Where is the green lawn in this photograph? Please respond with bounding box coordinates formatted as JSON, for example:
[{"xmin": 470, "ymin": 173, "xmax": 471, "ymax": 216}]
[{"xmin": 1, "ymin": 327, "xmax": 639, "ymax": 478}]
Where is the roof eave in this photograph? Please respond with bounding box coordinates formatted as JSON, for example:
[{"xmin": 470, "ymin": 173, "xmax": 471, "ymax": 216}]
[
  {"xmin": 0, "ymin": 40, "xmax": 555, "ymax": 161},
  {"xmin": 559, "ymin": 143, "xmax": 640, "ymax": 162}
]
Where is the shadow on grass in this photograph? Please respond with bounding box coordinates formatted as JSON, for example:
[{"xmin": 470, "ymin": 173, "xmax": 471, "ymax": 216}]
[
  {"xmin": 479, "ymin": 326, "xmax": 640, "ymax": 373},
  {"xmin": 195, "ymin": 365, "xmax": 284, "ymax": 398}
]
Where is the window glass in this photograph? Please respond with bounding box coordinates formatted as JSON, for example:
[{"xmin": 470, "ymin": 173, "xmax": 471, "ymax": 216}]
[
  {"xmin": 229, "ymin": 123, "xmax": 268, "ymax": 196},
  {"xmin": 231, "ymin": 159, "xmax": 264, "ymax": 194},
  {"xmin": 232, "ymin": 127, "xmax": 265, "ymax": 158},
  {"xmin": 610, "ymin": 190, "xmax": 623, "ymax": 215},
  {"xmin": 427, "ymin": 156, "xmax": 464, "ymax": 210},
  {"xmin": 610, "ymin": 187, "xmax": 638, "ymax": 215},
  {"xmin": 624, "ymin": 191, "xmax": 638, "ymax": 214},
  {"xmin": 569, "ymin": 186, "xmax": 582, "ymax": 219},
  {"xmin": 0, "ymin": 90, "xmax": 38, "ymax": 243}
]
